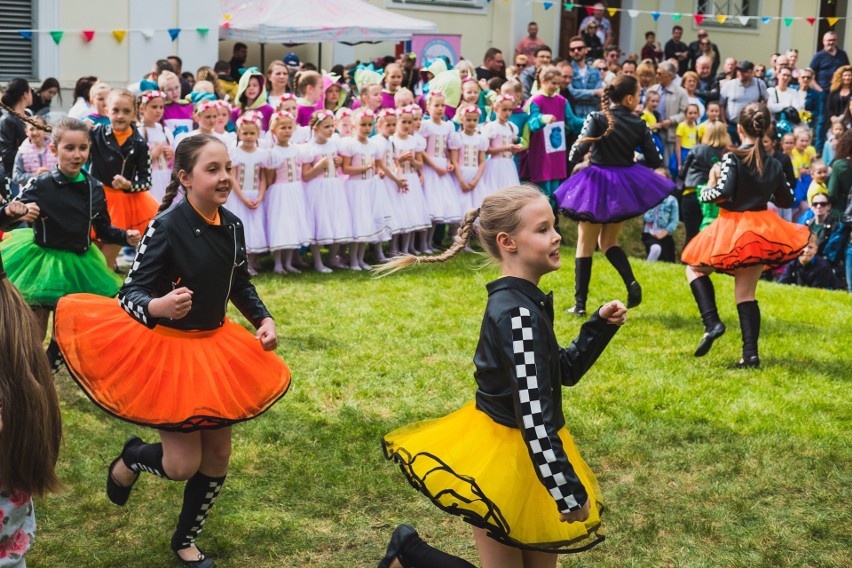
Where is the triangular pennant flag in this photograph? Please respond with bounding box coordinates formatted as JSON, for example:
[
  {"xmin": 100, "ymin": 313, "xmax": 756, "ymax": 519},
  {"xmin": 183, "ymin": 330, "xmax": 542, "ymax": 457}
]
[
  {"xmin": 222, "ymin": 22, "xmax": 231, "ymax": 29},
  {"xmin": 168, "ymin": 28, "xmax": 181, "ymax": 41},
  {"xmin": 737, "ymin": 16, "xmax": 750, "ymax": 26},
  {"xmin": 564, "ymin": 2, "xmax": 574, "ymax": 9},
  {"xmin": 716, "ymin": 15, "xmax": 728, "ymax": 24},
  {"xmin": 827, "ymin": 17, "xmax": 839, "ymax": 27},
  {"xmin": 223, "ymin": 13, "xmax": 232, "ymax": 21},
  {"xmin": 140, "ymin": 29, "xmax": 154, "ymax": 39},
  {"xmin": 197, "ymin": 27, "xmax": 209, "ymax": 36},
  {"xmin": 543, "ymin": 2, "xmax": 553, "ymax": 10},
  {"xmin": 694, "ymin": 14, "xmax": 705, "ymax": 25},
  {"xmin": 82, "ymin": 30, "xmax": 95, "ymax": 42},
  {"xmin": 806, "ymin": 18, "xmax": 816, "ymax": 26},
  {"xmin": 761, "ymin": 17, "xmax": 771, "ymax": 24},
  {"xmin": 18, "ymin": 31, "xmax": 32, "ymax": 40},
  {"xmin": 585, "ymin": 6, "xmax": 594, "ymax": 16},
  {"xmin": 49, "ymin": 31, "xmax": 63, "ymax": 44},
  {"xmin": 672, "ymin": 13, "xmax": 682, "ymax": 22},
  {"xmin": 607, "ymin": 7, "xmax": 617, "ymax": 17},
  {"xmin": 783, "ymin": 18, "xmax": 794, "ymax": 27},
  {"xmin": 112, "ymin": 30, "xmax": 126, "ymax": 43},
  {"xmin": 627, "ymin": 9, "xmax": 639, "ymax": 18},
  {"xmin": 651, "ymin": 12, "xmax": 660, "ymax": 21}
]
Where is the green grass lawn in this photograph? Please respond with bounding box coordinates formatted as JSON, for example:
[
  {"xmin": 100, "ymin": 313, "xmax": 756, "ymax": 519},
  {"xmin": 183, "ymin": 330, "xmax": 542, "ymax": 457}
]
[{"xmin": 32, "ymin": 225, "xmax": 851, "ymax": 567}]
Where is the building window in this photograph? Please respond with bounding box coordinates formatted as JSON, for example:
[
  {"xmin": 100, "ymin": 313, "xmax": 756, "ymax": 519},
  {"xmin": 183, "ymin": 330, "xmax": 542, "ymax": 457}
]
[
  {"xmin": 387, "ymin": 0, "xmax": 486, "ymax": 14},
  {"xmin": 0, "ymin": 0, "xmax": 35, "ymax": 79},
  {"xmin": 696, "ymin": 0, "xmax": 759, "ymax": 30}
]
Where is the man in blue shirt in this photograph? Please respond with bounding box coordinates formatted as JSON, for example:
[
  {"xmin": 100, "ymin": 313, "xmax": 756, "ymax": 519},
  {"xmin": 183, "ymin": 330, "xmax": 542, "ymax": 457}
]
[{"xmin": 808, "ymin": 31, "xmax": 849, "ymax": 152}]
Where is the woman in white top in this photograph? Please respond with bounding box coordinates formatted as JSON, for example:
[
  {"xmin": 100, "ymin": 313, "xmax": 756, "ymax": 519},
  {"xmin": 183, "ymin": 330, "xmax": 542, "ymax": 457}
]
[{"xmin": 767, "ymin": 67, "xmax": 802, "ymax": 118}]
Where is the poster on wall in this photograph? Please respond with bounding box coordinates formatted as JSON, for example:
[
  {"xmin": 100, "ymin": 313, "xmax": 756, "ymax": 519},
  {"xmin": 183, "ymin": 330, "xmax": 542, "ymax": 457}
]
[{"xmin": 410, "ymin": 34, "xmax": 462, "ymax": 67}]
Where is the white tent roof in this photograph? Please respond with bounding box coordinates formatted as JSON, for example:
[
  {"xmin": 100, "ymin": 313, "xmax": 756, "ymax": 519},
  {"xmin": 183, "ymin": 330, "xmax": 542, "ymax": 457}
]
[{"xmin": 219, "ymin": 0, "xmax": 438, "ymax": 43}]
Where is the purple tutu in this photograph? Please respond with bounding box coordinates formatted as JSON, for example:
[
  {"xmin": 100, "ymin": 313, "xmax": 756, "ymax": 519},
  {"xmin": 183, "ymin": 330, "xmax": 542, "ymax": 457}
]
[{"xmin": 554, "ymin": 163, "xmax": 676, "ymax": 224}]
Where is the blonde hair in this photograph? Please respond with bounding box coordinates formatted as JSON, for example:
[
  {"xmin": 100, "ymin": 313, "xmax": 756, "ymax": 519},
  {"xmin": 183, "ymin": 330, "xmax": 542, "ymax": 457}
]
[
  {"xmin": 375, "ymin": 185, "xmax": 546, "ymax": 275},
  {"xmin": 701, "ymin": 121, "xmax": 731, "ymax": 147},
  {"xmin": 393, "ymin": 87, "xmax": 414, "ymax": 107},
  {"xmin": 157, "ymin": 70, "xmax": 180, "ymax": 90},
  {"xmin": 455, "ymin": 59, "xmax": 476, "ymax": 79},
  {"xmin": 89, "ymin": 81, "xmax": 111, "ymax": 102}
]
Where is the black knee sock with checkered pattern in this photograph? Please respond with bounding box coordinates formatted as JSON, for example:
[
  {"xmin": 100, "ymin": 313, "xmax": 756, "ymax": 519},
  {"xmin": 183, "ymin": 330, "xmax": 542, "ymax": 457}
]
[
  {"xmin": 122, "ymin": 442, "xmax": 170, "ymax": 479},
  {"xmin": 171, "ymin": 472, "xmax": 226, "ymax": 552}
]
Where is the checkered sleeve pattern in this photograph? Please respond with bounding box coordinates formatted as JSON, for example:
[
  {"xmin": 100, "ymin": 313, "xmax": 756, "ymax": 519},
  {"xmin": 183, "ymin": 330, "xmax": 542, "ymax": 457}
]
[
  {"xmin": 700, "ymin": 152, "xmax": 734, "ymax": 203},
  {"xmin": 129, "ymin": 147, "xmax": 152, "ymax": 192},
  {"xmin": 510, "ymin": 307, "xmax": 581, "ymax": 513},
  {"xmin": 118, "ymin": 221, "xmax": 159, "ymax": 328}
]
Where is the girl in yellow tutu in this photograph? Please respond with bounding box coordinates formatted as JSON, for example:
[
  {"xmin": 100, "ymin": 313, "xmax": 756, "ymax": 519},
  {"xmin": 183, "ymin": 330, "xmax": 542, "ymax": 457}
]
[
  {"xmin": 54, "ymin": 134, "xmax": 290, "ymax": 567},
  {"xmin": 681, "ymin": 103, "xmax": 809, "ymax": 367},
  {"xmin": 376, "ymin": 185, "xmax": 627, "ymax": 568}
]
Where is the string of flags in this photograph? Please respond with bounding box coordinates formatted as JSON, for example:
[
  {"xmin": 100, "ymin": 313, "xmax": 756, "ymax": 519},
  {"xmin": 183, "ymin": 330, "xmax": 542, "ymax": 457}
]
[{"xmin": 0, "ymin": 27, "xmax": 211, "ymax": 45}]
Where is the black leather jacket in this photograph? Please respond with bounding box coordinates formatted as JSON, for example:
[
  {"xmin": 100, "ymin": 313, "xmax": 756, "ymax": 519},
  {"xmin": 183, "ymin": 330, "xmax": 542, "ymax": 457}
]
[
  {"xmin": 88, "ymin": 124, "xmax": 151, "ymax": 192},
  {"xmin": 700, "ymin": 146, "xmax": 794, "ymax": 211},
  {"xmin": 118, "ymin": 198, "xmax": 271, "ymax": 331},
  {"xmin": 0, "ymin": 168, "xmax": 127, "ymax": 252},
  {"xmin": 474, "ymin": 277, "xmax": 619, "ymax": 513},
  {"xmin": 569, "ymin": 106, "xmax": 663, "ymax": 168},
  {"xmin": 679, "ymin": 144, "xmax": 726, "ymax": 188}
]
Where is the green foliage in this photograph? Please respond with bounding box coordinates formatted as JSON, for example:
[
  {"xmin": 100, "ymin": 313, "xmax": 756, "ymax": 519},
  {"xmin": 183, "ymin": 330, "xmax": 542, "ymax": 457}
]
[{"xmin": 33, "ymin": 245, "xmax": 851, "ymax": 567}]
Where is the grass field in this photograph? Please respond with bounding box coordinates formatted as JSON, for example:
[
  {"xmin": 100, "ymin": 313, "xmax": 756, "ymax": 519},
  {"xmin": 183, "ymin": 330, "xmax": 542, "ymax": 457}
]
[{"xmin": 32, "ymin": 222, "xmax": 851, "ymax": 567}]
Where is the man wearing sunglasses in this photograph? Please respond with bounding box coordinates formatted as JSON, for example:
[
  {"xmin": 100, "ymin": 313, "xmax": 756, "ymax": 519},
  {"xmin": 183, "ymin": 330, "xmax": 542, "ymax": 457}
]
[
  {"xmin": 566, "ymin": 37, "xmax": 602, "ymax": 118},
  {"xmin": 687, "ymin": 29, "xmax": 720, "ymax": 75}
]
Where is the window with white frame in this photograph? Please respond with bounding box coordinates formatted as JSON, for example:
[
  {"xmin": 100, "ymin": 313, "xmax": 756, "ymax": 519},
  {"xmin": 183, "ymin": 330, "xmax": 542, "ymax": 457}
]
[
  {"xmin": 387, "ymin": 0, "xmax": 486, "ymax": 14},
  {"xmin": 696, "ymin": 0, "xmax": 759, "ymax": 30},
  {"xmin": 0, "ymin": 0, "xmax": 35, "ymax": 79}
]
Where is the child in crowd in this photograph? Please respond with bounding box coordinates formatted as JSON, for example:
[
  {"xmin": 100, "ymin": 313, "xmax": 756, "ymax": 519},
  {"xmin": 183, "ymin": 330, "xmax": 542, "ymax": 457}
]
[
  {"xmin": 335, "ymin": 107, "xmax": 354, "ymax": 139},
  {"xmin": 228, "ymin": 112, "xmax": 269, "ymax": 274},
  {"xmin": 822, "ymin": 121, "xmax": 845, "ymax": 165},
  {"xmin": 382, "ymin": 63, "xmax": 404, "ymax": 109},
  {"xmin": 393, "ymin": 105, "xmax": 432, "ymax": 254},
  {"xmin": 295, "ymin": 70, "xmax": 323, "ymax": 126},
  {"xmin": 302, "ymin": 109, "xmax": 352, "ymax": 272},
  {"xmin": 372, "ymin": 108, "xmax": 408, "ymax": 257},
  {"xmin": 454, "ymin": 79, "xmax": 486, "ymax": 126},
  {"xmin": 499, "ymin": 80, "xmax": 530, "ymax": 176},
  {"xmin": 641, "ymin": 90, "xmax": 665, "ymax": 158},
  {"xmin": 230, "ymin": 68, "xmax": 275, "ymax": 131},
  {"xmin": 697, "ymin": 100, "xmax": 724, "ymax": 141},
  {"xmin": 174, "ymin": 100, "xmax": 220, "ymax": 147},
  {"xmin": 86, "ymin": 82, "xmax": 111, "ymax": 126},
  {"xmin": 394, "ymin": 88, "xmax": 415, "ymax": 109},
  {"xmin": 55, "ymin": 134, "xmax": 289, "ymax": 568},
  {"xmin": 137, "ymin": 90, "xmax": 175, "ymax": 204},
  {"xmin": 159, "ymin": 71, "xmax": 193, "ymax": 136},
  {"xmin": 672, "ymin": 103, "xmax": 700, "ymax": 177},
  {"xmin": 642, "ymin": 169, "xmax": 680, "ymax": 262},
  {"xmin": 377, "ymin": 185, "xmax": 625, "ymax": 567},
  {"xmin": 11, "ymin": 115, "xmax": 58, "ymax": 188},
  {"xmin": 420, "ymin": 92, "xmax": 462, "ymax": 248},
  {"xmin": 679, "ymin": 122, "xmax": 731, "ymax": 245},
  {"xmin": 790, "ymin": 126, "xmax": 817, "ymax": 215},
  {"xmin": 450, "ymin": 107, "xmax": 489, "ymax": 212},
  {"xmin": 482, "ymin": 94, "xmax": 523, "ymax": 193},
  {"xmin": 264, "ymin": 111, "xmax": 311, "ymax": 273}
]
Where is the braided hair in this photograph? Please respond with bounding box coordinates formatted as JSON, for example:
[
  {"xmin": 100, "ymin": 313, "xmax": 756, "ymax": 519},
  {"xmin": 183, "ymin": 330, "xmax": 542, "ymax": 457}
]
[
  {"xmin": 158, "ymin": 134, "xmax": 225, "ymax": 213},
  {"xmin": 576, "ymin": 74, "xmax": 638, "ymax": 145},
  {"xmin": 0, "ymin": 102, "xmax": 52, "ymax": 132},
  {"xmin": 734, "ymin": 102, "xmax": 770, "ymax": 176}
]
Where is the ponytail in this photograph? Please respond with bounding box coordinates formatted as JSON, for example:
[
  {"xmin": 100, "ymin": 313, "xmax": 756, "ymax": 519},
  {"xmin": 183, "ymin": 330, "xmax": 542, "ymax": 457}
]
[
  {"xmin": 734, "ymin": 102, "xmax": 770, "ymax": 176},
  {"xmin": 576, "ymin": 74, "xmax": 637, "ymax": 145},
  {"xmin": 158, "ymin": 173, "xmax": 181, "ymax": 214},
  {"xmin": 374, "ymin": 207, "xmax": 480, "ymax": 276}
]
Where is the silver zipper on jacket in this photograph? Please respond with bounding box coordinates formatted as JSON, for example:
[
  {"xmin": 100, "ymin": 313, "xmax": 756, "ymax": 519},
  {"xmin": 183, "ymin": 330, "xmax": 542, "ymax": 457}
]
[{"xmin": 223, "ymin": 223, "xmax": 238, "ymax": 317}]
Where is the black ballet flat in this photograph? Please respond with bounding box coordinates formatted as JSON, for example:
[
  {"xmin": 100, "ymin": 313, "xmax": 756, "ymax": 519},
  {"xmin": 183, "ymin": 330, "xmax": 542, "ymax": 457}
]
[
  {"xmin": 736, "ymin": 356, "xmax": 761, "ymax": 369},
  {"xmin": 172, "ymin": 547, "xmax": 215, "ymax": 568},
  {"xmin": 106, "ymin": 436, "xmax": 143, "ymax": 506},
  {"xmin": 694, "ymin": 322, "xmax": 726, "ymax": 357},
  {"xmin": 626, "ymin": 281, "xmax": 642, "ymax": 308},
  {"xmin": 565, "ymin": 301, "xmax": 587, "ymax": 317},
  {"xmin": 378, "ymin": 524, "xmax": 418, "ymax": 568}
]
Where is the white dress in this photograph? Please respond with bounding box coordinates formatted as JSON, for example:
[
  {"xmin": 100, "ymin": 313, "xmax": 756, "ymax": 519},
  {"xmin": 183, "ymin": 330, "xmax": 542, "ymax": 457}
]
[
  {"xmin": 418, "ymin": 119, "xmax": 464, "ymax": 223},
  {"xmin": 339, "ymin": 137, "xmax": 389, "ymax": 243},
  {"xmin": 391, "ymin": 134, "xmax": 432, "ymax": 232},
  {"xmin": 228, "ymin": 145, "xmax": 270, "ymax": 253},
  {"xmin": 302, "ymin": 139, "xmax": 353, "ymax": 245},
  {"xmin": 452, "ymin": 131, "xmax": 490, "ymax": 211},
  {"xmin": 372, "ymin": 134, "xmax": 404, "ymax": 236},
  {"xmin": 139, "ymin": 123, "xmax": 175, "ymax": 205},
  {"xmin": 264, "ymin": 145, "xmax": 312, "ymax": 250},
  {"xmin": 481, "ymin": 121, "xmax": 521, "ymax": 199}
]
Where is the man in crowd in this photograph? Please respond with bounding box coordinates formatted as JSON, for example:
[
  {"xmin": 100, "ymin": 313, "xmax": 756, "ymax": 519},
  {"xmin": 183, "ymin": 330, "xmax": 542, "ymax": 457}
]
[
  {"xmin": 716, "ymin": 57, "xmax": 738, "ymax": 88},
  {"xmin": 566, "ymin": 36, "xmax": 602, "ymax": 117},
  {"xmin": 809, "ymin": 31, "xmax": 850, "ymax": 151},
  {"xmin": 520, "ymin": 45, "xmax": 553, "ymax": 99},
  {"xmin": 515, "ymin": 22, "xmax": 546, "ymax": 60},
  {"xmin": 476, "ymin": 48, "xmax": 505, "ymax": 82},
  {"xmin": 694, "ymin": 55, "xmax": 720, "ymax": 104},
  {"xmin": 720, "ymin": 60, "xmax": 768, "ymax": 144},
  {"xmin": 648, "ymin": 61, "xmax": 688, "ymax": 161},
  {"xmin": 229, "ymin": 42, "xmax": 248, "ymax": 82},
  {"xmin": 687, "ymin": 29, "xmax": 720, "ymax": 72},
  {"xmin": 167, "ymin": 55, "xmax": 192, "ymax": 98},
  {"xmin": 664, "ymin": 25, "xmax": 690, "ymax": 76}
]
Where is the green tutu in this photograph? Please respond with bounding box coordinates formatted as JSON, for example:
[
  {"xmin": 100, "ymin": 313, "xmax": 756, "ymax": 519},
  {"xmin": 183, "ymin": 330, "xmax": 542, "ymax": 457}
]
[{"xmin": 0, "ymin": 229, "xmax": 122, "ymax": 307}]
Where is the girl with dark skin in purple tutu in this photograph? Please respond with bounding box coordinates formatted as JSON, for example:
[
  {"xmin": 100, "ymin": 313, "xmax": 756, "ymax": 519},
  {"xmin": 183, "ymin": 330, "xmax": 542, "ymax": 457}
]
[{"xmin": 554, "ymin": 75, "xmax": 674, "ymax": 316}]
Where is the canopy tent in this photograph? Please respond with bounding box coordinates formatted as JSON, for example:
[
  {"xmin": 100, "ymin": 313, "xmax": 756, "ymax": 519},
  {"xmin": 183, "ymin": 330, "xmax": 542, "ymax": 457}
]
[{"xmin": 219, "ymin": 0, "xmax": 438, "ymax": 44}]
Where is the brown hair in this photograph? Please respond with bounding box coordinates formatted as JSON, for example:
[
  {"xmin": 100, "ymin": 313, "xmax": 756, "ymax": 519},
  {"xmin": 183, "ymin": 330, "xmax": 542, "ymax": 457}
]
[
  {"xmin": 0, "ymin": 264, "xmax": 62, "ymax": 497},
  {"xmin": 296, "ymin": 70, "xmax": 322, "ymax": 97},
  {"xmin": 0, "ymin": 102, "xmax": 52, "ymax": 132},
  {"xmin": 158, "ymin": 134, "xmax": 225, "ymax": 213},
  {"xmin": 829, "ymin": 65, "xmax": 852, "ymax": 93},
  {"xmin": 375, "ymin": 185, "xmax": 546, "ymax": 275},
  {"xmin": 533, "ymin": 65, "xmax": 560, "ymax": 94},
  {"xmin": 50, "ymin": 117, "xmax": 89, "ymax": 146},
  {"xmin": 196, "ymin": 66, "xmax": 225, "ymax": 100},
  {"xmin": 734, "ymin": 102, "xmax": 770, "ymax": 175},
  {"xmin": 577, "ymin": 74, "xmax": 638, "ymax": 145},
  {"xmin": 836, "ymin": 128, "xmax": 852, "ymax": 161}
]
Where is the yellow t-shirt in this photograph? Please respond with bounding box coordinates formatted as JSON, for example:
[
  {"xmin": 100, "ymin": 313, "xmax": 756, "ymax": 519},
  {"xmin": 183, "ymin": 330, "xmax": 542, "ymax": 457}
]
[
  {"xmin": 676, "ymin": 121, "xmax": 698, "ymax": 150},
  {"xmin": 641, "ymin": 110, "xmax": 657, "ymax": 128},
  {"xmin": 791, "ymin": 146, "xmax": 817, "ymax": 173},
  {"xmin": 696, "ymin": 119, "xmax": 721, "ymax": 143}
]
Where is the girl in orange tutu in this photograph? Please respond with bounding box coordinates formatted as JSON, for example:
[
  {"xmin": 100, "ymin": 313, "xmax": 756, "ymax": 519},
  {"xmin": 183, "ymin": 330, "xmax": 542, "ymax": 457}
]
[
  {"xmin": 55, "ymin": 134, "xmax": 290, "ymax": 567},
  {"xmin": 376, "ymin": 186, "xmax": 627, "ymax": 568},
  {"xmin": 681, "ymin": 103, "xmax": 809, "ymax": 367},
  {"xmin": 88, "ymin": 88, "xmax": 156, "ymax": 269}
]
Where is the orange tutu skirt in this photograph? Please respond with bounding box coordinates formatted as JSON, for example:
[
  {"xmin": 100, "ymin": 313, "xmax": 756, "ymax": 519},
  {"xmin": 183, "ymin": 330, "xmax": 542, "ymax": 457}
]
[
  {"xmin": 103, "ymin": 187, "xmax": 159, "ymax": 232},
  {"xmin": 681, "ymin": 209, "xmax": 809, "ymax": 272},
  {"xmin": 55, "ymin": 294, "xmax": 290, "ymax": 431}
]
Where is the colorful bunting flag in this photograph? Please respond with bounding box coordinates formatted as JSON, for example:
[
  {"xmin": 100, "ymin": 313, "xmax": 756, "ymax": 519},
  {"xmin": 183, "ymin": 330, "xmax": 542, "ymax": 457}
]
[
  {"xmin": 18, "ymin": 31, "xmax": 32, "ymax": 40},
  {"xmin": 806, "ymin": 18, "xmax": 816, "ymax": 26},
  {"xmin": 627, "ymin": 9, "xmax": 639, "ymax": 18},
  {"xmin": 168, "ymin": 28, "xmax": 181, "ymax": 41},
  {"xmin": 672, "ymin": 13, "xmax": 682, "ymax": 22},
  {"xmin": 49, "ymin": 31, "xmax": 63, "ymax": 44},
  {"xmin": 761, "ymin": 17, "xmax": 771, "ymax": 24},
  {"xmin": 737, "ymin": 16, "xmax": 750, "ymax": 26},
  {"xmin": 222, "ymin": 13, "xmax": 232, "ymax": 20},
  {"xmin": 585, "ymin": 6, "xmax": 594, "ymax": 16},
  {"xmin": 827, "ymin": 17, "xmax": 839, "ymax": 27},
  {"xmin": 694, "ymin": 14, "xmax": 705, "ymax": 25},
  {"xmin": 197, "ymin": 27, "xmax": 209, "ymax": 35},
  {"xmin": 82, "ymin": 30, "xmax": 95, "ymax": 42},
  {"xmin": 112, "ymin": 30, "xmax": 126, "ymax": 43},
  {"xmin": 564, "ymin": 2, "xmax": 574, "ymax": 9},
  {"xmin": 783, "ymin": 18, "xmax": 794, "ymax": 27},
  {"xmin": 543, "ymin": 2, "xmax": 552, "ymax": 10},
  {"xmin": 607, "ymin": 7, "xmax": 617, "ymax": 17},
  {"xmin": 716, "ymin": 15, "xmax": 728, "ymax": 24},
  {"xmin": 651, "ymin": 12, "xmax": 660, "ymax": 21},
  {"xmin": 140, "ymin": 29, "xmax": 154, "ymax": 39}
]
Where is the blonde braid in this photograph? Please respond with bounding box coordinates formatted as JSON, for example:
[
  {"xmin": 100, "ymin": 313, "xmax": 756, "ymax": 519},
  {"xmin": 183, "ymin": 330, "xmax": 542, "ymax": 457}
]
[
  {"xmin": 373, "ymin": 208, "xmax": 480, "ymax": 276},
  {"xmin": 0, "ymin": 103, "xmax": 52, "ymax": 132}
]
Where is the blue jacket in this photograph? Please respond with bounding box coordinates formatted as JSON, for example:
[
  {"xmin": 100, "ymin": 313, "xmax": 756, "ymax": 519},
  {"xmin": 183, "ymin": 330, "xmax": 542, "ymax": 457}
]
[
  {"xmin": 643, "ymin": 194, "xmax": 679, "ymax": 234},
  {"xmin": 569, "ymin": 62, "xmax": 602, "ymax": 117}
]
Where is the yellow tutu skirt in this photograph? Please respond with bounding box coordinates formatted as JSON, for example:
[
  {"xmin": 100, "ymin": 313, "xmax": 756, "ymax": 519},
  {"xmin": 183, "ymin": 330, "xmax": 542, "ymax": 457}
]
[{"xmin": 382, "ymin": 402, "xmax": 605, "ymax": 553}]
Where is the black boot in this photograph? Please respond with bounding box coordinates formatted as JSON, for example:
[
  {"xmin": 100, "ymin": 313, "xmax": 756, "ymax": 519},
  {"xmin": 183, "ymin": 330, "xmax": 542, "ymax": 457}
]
[
  {"xmin": 566, "ymin": 257, "xmax": 592, "ymax": 316},
  {"xmin": 605, "ymin": 246, "xmax": 641, "ymax": 307},
  {"xmin": 382, "ymin": 525, "xmax": 477, "ymax": 568},
  {"xmin": 690, "ymin": 277, "xmax": 726, "ymax": 357},
  {"xmin": 171, "ymin": 472, "xmax": 226, "ymax": 567},
  {"xmin": 736, "ymin": 300, "xmax": 761, "ymax": 368},
  {"xmin": 45, "ymin": 339, "xmax": 64, "ymax": 375}
]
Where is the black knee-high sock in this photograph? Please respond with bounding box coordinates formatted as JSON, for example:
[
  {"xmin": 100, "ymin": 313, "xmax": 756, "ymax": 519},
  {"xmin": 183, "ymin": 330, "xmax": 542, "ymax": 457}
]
[
  {"xmin": 398, "ymin": 535, "xmax": 477, "ymax": 568},
  {"xmin": 171, "ymin": 472, "xmax": 226, "ymax": 551},
  {"xmin": 574, "ymin": 257, "xmax": 592, "ymax": 305},
  {"xmin": 736, "ymin": 300, "xmax": 760, "ymax": 359},
  {"xmin": 605, "ymin": 246, "xmax": 636, "ymax": 286},
  {"xmin": 690, "ymin": 277, "xmax": 721, "ymax": 332},
  {"xmin": 45, "ymin": 339, "xmax": 64, "ymax": 374},
  {"xmin": 122, "ymin": 442, "xmax": 170, "ymax": 479}
]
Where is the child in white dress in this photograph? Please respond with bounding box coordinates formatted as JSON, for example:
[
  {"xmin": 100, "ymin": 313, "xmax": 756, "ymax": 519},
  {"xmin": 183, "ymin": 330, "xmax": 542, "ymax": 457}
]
[{"xmin": 228, "ymin": 111, "xmax": 269, "ymax": 274}]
